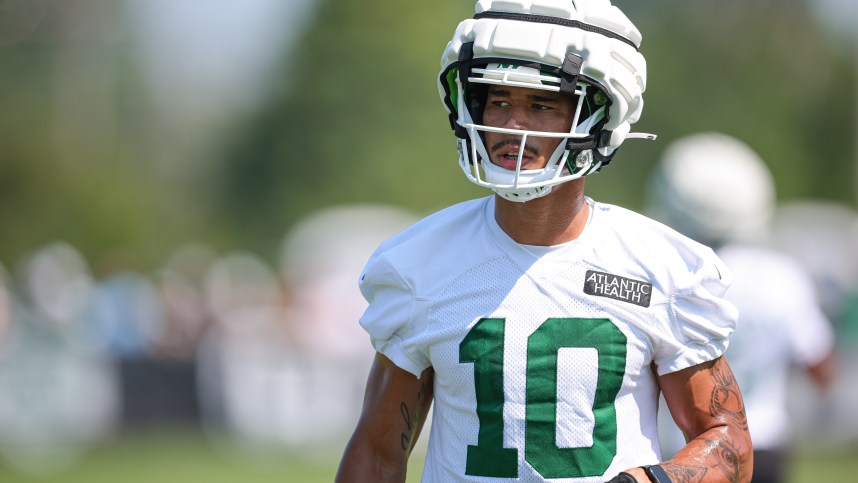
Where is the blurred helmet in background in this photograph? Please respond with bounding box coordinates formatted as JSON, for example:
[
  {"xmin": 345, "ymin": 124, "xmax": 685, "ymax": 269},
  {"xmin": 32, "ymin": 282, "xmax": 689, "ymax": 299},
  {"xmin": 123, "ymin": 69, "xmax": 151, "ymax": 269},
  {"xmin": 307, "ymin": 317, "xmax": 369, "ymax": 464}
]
[{"xmin": 648, "ymin": 132, "xmax": 775, "ymax": 246}]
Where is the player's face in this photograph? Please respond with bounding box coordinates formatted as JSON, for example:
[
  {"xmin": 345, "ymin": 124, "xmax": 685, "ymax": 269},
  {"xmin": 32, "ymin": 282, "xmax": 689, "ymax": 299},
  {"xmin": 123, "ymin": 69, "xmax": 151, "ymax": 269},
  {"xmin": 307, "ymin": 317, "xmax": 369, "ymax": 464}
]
[{"xmin": 481, "ymin": 85, "xmax": 576, "ymax": 171}]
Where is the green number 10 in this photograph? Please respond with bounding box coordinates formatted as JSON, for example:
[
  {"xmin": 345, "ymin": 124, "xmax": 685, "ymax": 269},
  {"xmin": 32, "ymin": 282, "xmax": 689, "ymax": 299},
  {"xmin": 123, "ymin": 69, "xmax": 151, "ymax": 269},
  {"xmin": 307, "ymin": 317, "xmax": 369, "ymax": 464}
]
[{"xmin": 459, "ymin": 317, "xmax": 627, "ymax": 479}]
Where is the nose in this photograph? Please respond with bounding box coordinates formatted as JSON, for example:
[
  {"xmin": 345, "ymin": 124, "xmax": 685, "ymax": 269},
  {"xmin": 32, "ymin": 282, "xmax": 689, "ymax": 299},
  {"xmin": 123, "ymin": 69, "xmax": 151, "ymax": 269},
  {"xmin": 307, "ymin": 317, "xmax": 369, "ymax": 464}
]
[{"xmin": 500, "ymin": 106, "xmax": 530, "ymax": 130}]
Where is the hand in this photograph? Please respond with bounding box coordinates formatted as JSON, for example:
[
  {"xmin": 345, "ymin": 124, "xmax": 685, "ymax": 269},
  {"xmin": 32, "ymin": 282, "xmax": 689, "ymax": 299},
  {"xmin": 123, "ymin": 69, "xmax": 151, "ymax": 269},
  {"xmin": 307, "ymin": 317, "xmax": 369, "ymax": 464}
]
[{"xmin": 604, "ymin": 472, "xmax": 638, "ymax": 483}]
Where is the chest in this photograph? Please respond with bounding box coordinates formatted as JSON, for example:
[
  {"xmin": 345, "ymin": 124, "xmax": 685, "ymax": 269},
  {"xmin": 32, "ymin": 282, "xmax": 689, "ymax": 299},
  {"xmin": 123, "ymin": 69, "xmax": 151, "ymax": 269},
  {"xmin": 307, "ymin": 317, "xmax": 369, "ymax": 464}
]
[{"xmin": 419, "ymin": 259, "xmax": 662, "ymax": 404}]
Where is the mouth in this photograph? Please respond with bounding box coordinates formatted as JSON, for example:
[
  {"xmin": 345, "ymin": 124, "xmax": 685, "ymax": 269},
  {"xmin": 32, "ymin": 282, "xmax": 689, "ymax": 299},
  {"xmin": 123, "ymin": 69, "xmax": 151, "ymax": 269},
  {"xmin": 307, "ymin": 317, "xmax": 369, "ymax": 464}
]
[
  {"xmin": 490, "ymin": 140, "xmax": 539, "ymax": 171},
  {"xmin": 495, "ymin": 149, "xmax": 530, "ymax": 170}
]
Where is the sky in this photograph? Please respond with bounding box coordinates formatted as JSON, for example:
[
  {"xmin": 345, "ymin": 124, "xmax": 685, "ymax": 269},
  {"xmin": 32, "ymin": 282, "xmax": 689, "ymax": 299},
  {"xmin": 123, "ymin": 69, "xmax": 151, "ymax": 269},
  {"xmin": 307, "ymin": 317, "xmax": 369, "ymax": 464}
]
[
  {"xmin": 126, "ymin": 0, "xmax": 320, "ymax": 125},
  {"xmin": 811, "ymin": 0, "xmax": 858, "ymax": 42}
]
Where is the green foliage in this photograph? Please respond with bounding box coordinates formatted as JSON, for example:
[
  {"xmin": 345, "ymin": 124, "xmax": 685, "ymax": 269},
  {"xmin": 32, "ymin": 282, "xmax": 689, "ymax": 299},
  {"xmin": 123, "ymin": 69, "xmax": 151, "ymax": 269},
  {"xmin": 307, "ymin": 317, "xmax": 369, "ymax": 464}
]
[
  {"xmin": 0, "ymin": 0, "xmax": 854, "ymax": 266},
  {"xmin": 590, "ymin": 1, "xmax": 856, "ymax": 208},
  {"xmin": 214, "ymin": 0, "xmax": 479, "ymax": 248},
  {"xmin": 0, "ymin": 32, "xmax": 213, "ymax": 268},
  {"xmin": 217, "ymin": 0, "xmax": 856, "ymax": 253}
]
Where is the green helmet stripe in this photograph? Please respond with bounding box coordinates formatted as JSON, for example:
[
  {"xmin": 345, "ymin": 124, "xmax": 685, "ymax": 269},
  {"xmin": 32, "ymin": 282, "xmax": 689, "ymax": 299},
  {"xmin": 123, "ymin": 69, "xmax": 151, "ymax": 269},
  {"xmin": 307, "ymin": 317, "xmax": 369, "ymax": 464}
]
[{"xmin": 446, "ymin": 67, "xmax": 459, "ymax": 110}]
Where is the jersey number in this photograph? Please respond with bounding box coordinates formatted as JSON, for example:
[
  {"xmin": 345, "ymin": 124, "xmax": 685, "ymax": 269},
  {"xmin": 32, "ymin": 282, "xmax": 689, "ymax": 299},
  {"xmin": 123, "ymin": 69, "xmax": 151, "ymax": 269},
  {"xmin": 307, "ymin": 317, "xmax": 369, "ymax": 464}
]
[{"xmin": 459, "ymin": 317, "xmax": 627, "ymax": 479}]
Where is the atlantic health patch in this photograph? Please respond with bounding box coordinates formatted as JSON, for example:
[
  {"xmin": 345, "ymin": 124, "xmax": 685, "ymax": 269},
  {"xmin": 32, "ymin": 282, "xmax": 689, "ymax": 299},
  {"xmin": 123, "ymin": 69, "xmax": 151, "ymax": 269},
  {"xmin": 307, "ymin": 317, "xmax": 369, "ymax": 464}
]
[{"xmin": 583, "ymin": 270, "xmax": 652, "ymax": 308}]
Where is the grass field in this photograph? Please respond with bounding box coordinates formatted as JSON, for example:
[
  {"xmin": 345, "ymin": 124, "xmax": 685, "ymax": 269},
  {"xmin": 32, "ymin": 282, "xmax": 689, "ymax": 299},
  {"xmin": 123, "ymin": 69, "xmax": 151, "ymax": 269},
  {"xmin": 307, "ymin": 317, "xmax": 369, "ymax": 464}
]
[{"xmin": 0, "ymin": 431, "xmax": 854, "ymax": 482}]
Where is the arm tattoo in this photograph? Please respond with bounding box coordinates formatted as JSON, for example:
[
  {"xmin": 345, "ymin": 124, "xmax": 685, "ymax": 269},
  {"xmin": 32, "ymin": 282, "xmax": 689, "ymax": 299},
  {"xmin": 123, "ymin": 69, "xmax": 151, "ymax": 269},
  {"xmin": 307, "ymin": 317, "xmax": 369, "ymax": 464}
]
[
  {"xmin": 709, "ymin": 360, "xmax": 749, "ymax": 432},
  {"xmin": 399, "ymin": 380, "xmax": 429, "ymax": 451},
  {"xmin": 662, "ymin": 463, "xmax": 708, "ymax": 483},
  {"xmin": 663, "ymin": 436, "xmax": 740, "ymax": 483},
  {"xmin": 703, "ymin": 437, "xmax": 741, "ymax": 483},
  {"xmin": 664, "ymin": 360, "xmax": 749, "ymax": 482},
  {"xmin": 399, "ymin": 402, "xmax": 413, "ymax": 451}
]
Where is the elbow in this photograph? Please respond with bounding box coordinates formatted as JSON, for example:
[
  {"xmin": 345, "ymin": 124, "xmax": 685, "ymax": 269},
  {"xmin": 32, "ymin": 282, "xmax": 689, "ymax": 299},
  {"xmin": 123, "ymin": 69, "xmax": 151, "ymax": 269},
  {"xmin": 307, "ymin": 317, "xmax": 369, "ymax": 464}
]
[
  {"xmin": 697, "ymin": 423, "xmax": 753, "ymax": 483},
  {"xmin": 722, "ymin": 423, "xmax": 754, "ymax": 483}
]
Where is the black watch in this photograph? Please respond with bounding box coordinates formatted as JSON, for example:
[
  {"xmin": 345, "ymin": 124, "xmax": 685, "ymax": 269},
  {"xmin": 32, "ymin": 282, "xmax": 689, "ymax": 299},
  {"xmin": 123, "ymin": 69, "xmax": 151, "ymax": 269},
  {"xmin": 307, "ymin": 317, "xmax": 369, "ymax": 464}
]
[{"xmin": 643, "ymin": 465, "xmax": 672, "ymax": 483}]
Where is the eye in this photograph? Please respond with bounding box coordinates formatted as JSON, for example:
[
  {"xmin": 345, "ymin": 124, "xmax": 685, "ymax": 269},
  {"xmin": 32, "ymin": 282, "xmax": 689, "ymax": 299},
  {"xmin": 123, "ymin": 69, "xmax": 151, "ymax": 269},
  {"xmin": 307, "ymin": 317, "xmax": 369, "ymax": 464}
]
[{"xmin": 532, "ymin": 103, "xmax": 553, "ymax": 111}]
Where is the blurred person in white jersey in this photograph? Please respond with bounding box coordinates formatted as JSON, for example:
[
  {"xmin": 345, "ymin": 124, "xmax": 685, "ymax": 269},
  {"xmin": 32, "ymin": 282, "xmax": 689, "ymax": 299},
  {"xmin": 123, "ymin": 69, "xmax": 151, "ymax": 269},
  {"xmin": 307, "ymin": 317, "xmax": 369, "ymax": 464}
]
[
  {"xmin": 337, "ymin": 1, "xmax": 752, "ymax": 482},
  {"xmin": 279, "ymin": 204, "xmax": 417, "ymax": 445},
  {"xmin": 649, "ymin": 132, "xmax": 837, "ymax": 483},
  {"xmin": 0, "ymin": 243, "xmax": 119, "ymax": 475}
]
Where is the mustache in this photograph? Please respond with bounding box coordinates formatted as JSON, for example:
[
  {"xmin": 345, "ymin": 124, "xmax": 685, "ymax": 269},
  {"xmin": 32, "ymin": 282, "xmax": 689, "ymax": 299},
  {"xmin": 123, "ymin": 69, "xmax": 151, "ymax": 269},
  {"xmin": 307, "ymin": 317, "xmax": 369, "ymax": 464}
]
[{"xmin": 490, "ymin": 138, "xmax": 538, "ymax": 156}]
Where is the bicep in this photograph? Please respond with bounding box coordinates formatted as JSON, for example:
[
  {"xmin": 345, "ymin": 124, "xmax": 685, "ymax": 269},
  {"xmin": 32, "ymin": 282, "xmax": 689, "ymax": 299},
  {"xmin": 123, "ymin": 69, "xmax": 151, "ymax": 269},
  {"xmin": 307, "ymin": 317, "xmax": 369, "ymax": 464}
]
[
  {"xmin": 659, "ymin": 356, "xmax": 747, "ymax": 441},
  {"xmin": 337, "ymin": 352, "xmax": 433, "ymax": 482},
  {"xmin": 359, "ymin": 352, "xmax": 434, "ymax": 453}
]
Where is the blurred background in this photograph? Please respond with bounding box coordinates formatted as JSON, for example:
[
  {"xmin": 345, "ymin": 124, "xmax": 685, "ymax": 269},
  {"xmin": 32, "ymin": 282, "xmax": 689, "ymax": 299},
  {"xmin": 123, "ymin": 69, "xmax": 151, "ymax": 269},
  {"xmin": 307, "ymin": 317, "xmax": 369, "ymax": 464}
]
[{"xmin": 1, "ymin": 0, "xmax": 857, "ymax": 481}]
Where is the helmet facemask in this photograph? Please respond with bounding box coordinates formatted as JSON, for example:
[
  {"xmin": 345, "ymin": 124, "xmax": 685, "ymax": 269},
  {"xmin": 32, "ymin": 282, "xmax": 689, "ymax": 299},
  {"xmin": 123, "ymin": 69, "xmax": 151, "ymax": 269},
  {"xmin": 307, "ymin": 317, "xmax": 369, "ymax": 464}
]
[
  {"xmin": 437, "ymin": 1, "xmax": 654, "ymax": 202},
  {"xmin": 445, "ymin": 57, "xmax": 613, "ymax": 202}
]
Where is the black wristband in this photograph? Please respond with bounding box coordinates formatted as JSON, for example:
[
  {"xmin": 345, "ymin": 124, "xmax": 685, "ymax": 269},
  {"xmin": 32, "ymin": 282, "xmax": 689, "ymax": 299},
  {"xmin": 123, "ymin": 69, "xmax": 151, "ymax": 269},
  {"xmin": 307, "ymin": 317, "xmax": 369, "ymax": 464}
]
[
  {"xmin": 604, "ymin": 471, "xmax": 637, "ymax": 483},
  {"xmin": 643, "ymin": 465, "xmax": 672, "ymax": 483}
]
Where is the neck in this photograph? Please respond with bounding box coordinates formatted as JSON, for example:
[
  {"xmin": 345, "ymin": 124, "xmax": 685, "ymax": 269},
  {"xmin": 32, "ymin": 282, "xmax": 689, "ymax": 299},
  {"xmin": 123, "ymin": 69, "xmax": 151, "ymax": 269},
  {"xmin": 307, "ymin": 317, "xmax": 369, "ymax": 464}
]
[{"xmin": 494, "ymin": 179, "xmax": 589, "ymax": 246}]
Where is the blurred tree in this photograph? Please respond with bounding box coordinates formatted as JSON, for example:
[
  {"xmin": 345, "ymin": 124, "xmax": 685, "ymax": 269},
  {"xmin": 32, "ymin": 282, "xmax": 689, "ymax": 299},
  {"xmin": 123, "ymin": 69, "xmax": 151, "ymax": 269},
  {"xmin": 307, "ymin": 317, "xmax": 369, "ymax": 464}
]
[
  {"xmin": 0, "ymin": 0, "xmax": 855, "ymax": 268},
  {"xmin": 594, "ymin": 0, "xmax": 855, "ymax": 208},
  {"xmin": 214, "ymin": 0, "xmax": 478, "ymax": 254},
  {"xmin": 0, "ymin": 2, "xmax": 225, "ymax": 268},
  {"xmin": 218, "ymin": 0, "xmax": 855, "ymax": 255}
]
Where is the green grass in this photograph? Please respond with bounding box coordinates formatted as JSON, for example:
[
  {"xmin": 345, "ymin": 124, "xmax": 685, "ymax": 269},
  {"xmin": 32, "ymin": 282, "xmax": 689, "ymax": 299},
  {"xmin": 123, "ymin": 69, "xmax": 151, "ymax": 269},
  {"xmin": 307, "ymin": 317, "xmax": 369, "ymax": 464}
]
[
  {"xmin": 788, "ymin": 442, "xmax": 858, "ymax": 483},
  {"xmin": 0, "ymin": 430, "xmax": 426, "ymax": 483},
  {"xmin": 0, "ymin": 430, "xmax": 853, "ymax": 482}
]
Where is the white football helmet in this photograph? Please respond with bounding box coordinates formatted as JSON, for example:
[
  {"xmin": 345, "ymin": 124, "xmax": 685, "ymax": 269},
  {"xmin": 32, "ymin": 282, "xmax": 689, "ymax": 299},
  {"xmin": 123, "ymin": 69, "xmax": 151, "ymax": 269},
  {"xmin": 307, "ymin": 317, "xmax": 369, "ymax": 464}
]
[
  {"xmin": 649, "ymin": 133, "xmax": 776, "ymax": 246},
  {"xmin": 438, "ymin": 0, "xmax": 654, "ymax": 202}
]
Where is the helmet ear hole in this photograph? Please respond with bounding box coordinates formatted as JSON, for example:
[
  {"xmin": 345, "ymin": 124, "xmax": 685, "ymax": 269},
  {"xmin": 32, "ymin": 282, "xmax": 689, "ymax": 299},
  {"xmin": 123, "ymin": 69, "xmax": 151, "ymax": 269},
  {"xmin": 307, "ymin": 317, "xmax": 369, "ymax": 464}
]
[
  {"xmin": 582, "ymin": 85, "xmax": 611, "ymax": 134},
  {"xmin": 467, "ymin": 83, "xmax": 488, "ymax": 125}
]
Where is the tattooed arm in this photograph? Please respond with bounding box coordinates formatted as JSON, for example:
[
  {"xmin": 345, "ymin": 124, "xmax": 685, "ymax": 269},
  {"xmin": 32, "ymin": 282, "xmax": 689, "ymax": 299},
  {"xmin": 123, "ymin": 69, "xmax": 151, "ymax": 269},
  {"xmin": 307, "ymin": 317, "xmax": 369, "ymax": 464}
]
[
  {"xmin": 336, "ymin": 352, "xmax": 434, "ymax": 483},
  {"xmin": 653, "ymin": 356, "xmax": 753, "ymax": 483}
]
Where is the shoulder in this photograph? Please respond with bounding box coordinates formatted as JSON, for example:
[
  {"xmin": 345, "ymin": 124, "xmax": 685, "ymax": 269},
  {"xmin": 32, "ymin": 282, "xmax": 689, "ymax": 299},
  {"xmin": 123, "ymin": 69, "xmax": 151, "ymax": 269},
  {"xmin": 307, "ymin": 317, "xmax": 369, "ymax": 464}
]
[
  {"xmin": 592, "ymin": 200, "xmax": 688, "ymax": 241},
  {"xmin": 590, "ymin": 203, "xmax": 739, "ymax": 373},
  {"xmin": 376, "ymin": 197, "xmax": 490, "ymax": 255},
  {"xmin": 376, "ymin": 198, "xmax": 489, "ymax": 262},
  {"xmin": 360, "ymin": 196, "xmax": 496, "ymax": 293},
  {"xmin": 589, "ymin": 200, "xmax": 725, "ymax": 280}
]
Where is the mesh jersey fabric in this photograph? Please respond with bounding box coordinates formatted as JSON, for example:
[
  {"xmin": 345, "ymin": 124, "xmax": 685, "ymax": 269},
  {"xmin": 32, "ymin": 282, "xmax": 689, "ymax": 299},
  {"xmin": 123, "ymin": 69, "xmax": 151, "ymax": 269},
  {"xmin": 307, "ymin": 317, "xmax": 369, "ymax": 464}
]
[{"xmin": 358, "ymin": 196, "xmax": 737, "ymax": 482}]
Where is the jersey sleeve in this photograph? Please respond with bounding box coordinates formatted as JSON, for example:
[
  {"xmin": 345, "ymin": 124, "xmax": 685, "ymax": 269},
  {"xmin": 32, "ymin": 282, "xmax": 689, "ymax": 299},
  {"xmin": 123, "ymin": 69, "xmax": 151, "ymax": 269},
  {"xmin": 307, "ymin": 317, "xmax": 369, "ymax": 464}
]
[
  {"xmin": 358, "ymin": 249, "xmax": 430, "ymax": 377},
  {"xmin": 655, "ymin": 247, "xmax": 739, "ymax": 375}
]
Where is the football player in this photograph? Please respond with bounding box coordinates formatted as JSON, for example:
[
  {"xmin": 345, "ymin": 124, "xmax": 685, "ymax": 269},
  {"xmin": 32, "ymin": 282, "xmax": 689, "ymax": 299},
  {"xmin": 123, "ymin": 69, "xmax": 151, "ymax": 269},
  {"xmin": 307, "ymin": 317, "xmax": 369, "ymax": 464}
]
[
  {"xmin": 337, "ymin": 1, "xmax": 752, "ymax": 482},
  {"xmin": 650, "ymin": 133, "xmax": 837, "ymax": 483}
]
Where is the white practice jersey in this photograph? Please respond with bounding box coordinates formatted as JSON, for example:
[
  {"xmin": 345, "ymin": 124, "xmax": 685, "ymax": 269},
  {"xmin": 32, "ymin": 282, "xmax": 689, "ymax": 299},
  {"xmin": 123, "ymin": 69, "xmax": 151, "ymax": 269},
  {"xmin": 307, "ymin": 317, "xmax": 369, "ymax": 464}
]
[
  {"xmin": 715, "ymin": 244, "xmax": 834, "ymax": 449},
  {"xmin": 359, "ymin": 196, "xmax": 737, "ymax": 482}
]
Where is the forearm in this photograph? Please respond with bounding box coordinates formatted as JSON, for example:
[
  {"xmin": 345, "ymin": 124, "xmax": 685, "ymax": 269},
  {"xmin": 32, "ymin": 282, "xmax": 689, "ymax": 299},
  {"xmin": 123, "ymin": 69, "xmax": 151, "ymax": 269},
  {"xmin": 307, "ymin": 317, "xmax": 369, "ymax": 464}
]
[
  {"xmin": 336, "ymin": 436, "xmax": 408, "ymax": 483},
  {"xmin": 661, "ymin": 424, "xmax": 752, "ymax": 483},
  {"xmin": 658, "ymin": 356, "xmax": 753, "ymax": 483}
]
